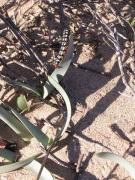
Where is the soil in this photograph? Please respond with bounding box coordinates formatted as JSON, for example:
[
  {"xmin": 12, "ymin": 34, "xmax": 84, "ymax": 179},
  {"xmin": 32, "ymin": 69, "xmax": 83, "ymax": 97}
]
[{"xmin": 0, "ymin": 0, "xmax": 135, "ymax": 180}]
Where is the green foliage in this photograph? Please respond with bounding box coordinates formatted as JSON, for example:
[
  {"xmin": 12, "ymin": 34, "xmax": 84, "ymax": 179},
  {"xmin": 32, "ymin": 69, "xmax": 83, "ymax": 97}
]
[
  {"xmin": 26, "ymin": 160, "xmax": 54, "ymax": 180},
  {"xmin": 0, "ymin": 154, "xmax": 40, "ymax": 174},
  {"xmin": 0, "ymin": 105, "xmax": 32, "ymax": 141},
  {"xmin": 130, "ymin": 17, "xmax": 135, "ymax": 26},
  {"xmin": 0, "ymin": 29, "xmax": 74, "ymax": 179},
  {"xmin": 0, "ymin": 149, "xmax": 16, "ymax": 162},
  {"xmin": 16, "ymin": 95, "xmax": 30, "ymax": 113},
  {"xmin": 11, "ymin": 108, "xmax": 50, "ymax": 148},
  {"xmin": 48, "ymin": 75, "xmax": 72, "ymax": 138}
]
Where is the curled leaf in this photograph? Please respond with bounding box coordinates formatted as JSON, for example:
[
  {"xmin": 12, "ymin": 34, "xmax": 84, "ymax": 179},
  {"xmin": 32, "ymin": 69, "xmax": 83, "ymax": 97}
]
[
  {"xmin": 26, "ymin": 160, "xmax": 54, "ymax": 180},
  {"xmin": 48, "ymin": 76, "xmax": 71, "ymax": 138},
  {"xmin": 96, "ymin": 152, "xmax": 135, "ymax": 179},
  {"xmin": 16, "ymin": 95, "xmax": 29, "ymax": 112},
  {"xmin": 0, "ymin": 105, "xmax": 32, "ymax": 141},
  {"xmin": 11, "ymin": 108, "xmax": 50, "ymax": 148},
  {"xmin": 0, "ymin": 154, "xmax": 40, "ymax": 174}
]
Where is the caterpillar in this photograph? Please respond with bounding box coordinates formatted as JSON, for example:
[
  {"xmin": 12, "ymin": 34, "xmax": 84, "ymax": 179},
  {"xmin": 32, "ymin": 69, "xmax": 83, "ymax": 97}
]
[
  {"xmin": 53, "ymin": 28, "xmax": 70, "ymax": 67},
  {"xmin": 46, "ymin": 0, "xmax": 60, "ymax": 3}
]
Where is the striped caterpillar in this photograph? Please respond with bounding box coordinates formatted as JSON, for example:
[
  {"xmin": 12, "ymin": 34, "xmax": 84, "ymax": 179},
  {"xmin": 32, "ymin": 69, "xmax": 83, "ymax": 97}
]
[
  {"xmin": 53, "ymin": 28, "xmax": 70, "ymax": 67},
  {"xmin": 46, "ymin": 0, "xmax": 61, "ymax": 3}
]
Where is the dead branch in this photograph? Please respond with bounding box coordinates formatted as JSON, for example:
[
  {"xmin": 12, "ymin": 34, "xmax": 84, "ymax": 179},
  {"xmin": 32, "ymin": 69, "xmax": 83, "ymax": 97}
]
[{"xmin": 85, "ymin": 2, "xmax": 135, "ymax": 96}]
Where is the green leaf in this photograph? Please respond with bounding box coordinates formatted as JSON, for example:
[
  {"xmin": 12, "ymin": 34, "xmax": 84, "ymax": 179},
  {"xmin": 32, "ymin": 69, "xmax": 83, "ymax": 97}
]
[
  {"xmin": 0, "ymin": 105, "xmax": 32, "ymax": 141},
  {"xmin": 10, "ymin": 108, "xmax": 50, "ymax": 148},
  {"xmin": 48, "ymin": 76, "xmax": 71, "ymax": 138},
  {"xmin": 130, "ymin": 17, "xmax": 135, "ymax": 26},
  {"xmin": 96, "ymin": 152, "xmax": 135, "ymax": 179},
  {"xmin": 15, "ymin": 81, "xmax": 41, "ymax": 97},
  {"xmin": 43, "ymin": 34, "xmax": 74, "ymax": 99},
  {"xmin": 0, "ymin": 149, "xmax": 16, "ymax": 162},
  {"xmin": 48, "ymin": 138, "xmax": 54, "ymax": 146},
  {"xmin": 0, "ymin": 153, "xmax": 54, "ymax": 180},
  {"xmin": 0, "ymin": 154, "xmax": 40, "ymax": 174},
  {"xmin": 16, "ymin": 95, "xmax": 29, "ymax": 112},
  {"xmin": 26, "ymin": 160, "xmax": 54, "ymax": 180}
]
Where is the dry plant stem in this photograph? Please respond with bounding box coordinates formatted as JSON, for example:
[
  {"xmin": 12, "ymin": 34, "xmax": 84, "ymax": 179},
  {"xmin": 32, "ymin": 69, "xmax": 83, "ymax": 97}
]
[
  {"xmin": 102, "ymin": 35, "xmax": 134, "ymax": 65},
  {"xmin": 86, "ymin": 3, "xmax": 135, "ymax": 96},
  {"xmin": 2, "ymin": 36, "xmax": 29, "ymax": 58},
  {"xmin": 11, "ymin": 60, "xmax": 40, "ymax": 75},
  {"xmin": 105, "ymin": 0, "xmax": 135, "ymax": 41},
  {"xmin": 19, "ymin": 0, "xmax": 39, "ymax": 19},
  {"xmin": 115, "ymin": 30, "xmax": 135, "ymax": 95},
  {"xmin": 0, "ymin": 10, "xmax": 47, "ymax": 76},
  {"xmin": 13, "ymin": 0, "xmax": 22, "ymax": 24},
  {"xmin": 72, "ymin": 63, "xmax": 111, "ymax": 77},
  {"xmin": 112, "ymin": 41, "xmax": 135, "ymax": 96},
  {"xmin": 76, "ymin": 154, "xmax": 84, "ymax": 173},
  {"xmin": 0, "ymin": 57, "xmax": 22, "ymax": 78},
  {"xmin": 2, "ymin": 35, "xmax": 40, "ymax": 76},
  {"xmin": 104, "ymin": 0, "xmax": 135, "ymax": 59},
  {"xmin": 36, "ymin": 139, "xmax": 58, "ymax": 180},
  {"xmin": 117, "ymin": 51, "xmax": 135, "ymax": 96},
  {"xmin": 74, "ymin": 154, "xmax": 84, "ymax": 180}
]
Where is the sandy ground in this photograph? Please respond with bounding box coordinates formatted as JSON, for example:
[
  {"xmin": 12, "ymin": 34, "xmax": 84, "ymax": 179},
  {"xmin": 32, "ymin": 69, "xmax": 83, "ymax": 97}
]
[{"xmin": 0, "ymin": 0, "xmax": 135, "ymax": 180}]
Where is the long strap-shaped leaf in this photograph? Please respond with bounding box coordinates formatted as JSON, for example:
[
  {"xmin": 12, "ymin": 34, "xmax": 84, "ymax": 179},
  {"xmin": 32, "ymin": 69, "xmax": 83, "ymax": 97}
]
[
  {"xmin": 48, "ymin": 76, "xmax": 71, "ymax": 138},
  {"xmin": 0, "ymin": 150, "xmax": 54, "ymax": 180},
  {"xmin": 10, "ymin": 109, "xmax": 50, "ymax": 148},
  {"xmin": 43, "ymin": 34, "xmax": 74, "ymax": 99},
  {"xmin": 14, "ymin": 81, "xmax": 41, "ymax": 97},
  {"xmin": 0, "ymin": 106, "xmax": 32, "ymax": 141},
  {"xmin": 96, "ymin": 152, "xmax": 135, "ymax": 179},
  {"xmin": 35, "ymin": 76, "xmax": 71, "ymax": 179},
  {"xmin": 0, "ymin": 152, "xmax": 54, "ymax": 180},
  {"xmin": 0, "ymin": 154, "xmax": 40, "ymax": 174},
  {"xmin": 26, "ymin": 160, "xmax": 54, "ymax": 180},
  {"xmin": 0, "ymin": 149, "xmax": 16, "ymax": 162}
]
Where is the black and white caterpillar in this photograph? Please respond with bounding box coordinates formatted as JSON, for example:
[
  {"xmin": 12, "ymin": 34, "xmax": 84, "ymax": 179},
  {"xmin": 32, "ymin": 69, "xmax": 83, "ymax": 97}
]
[
  {"xmin": 46, "ymin": 0, "xmax": 61, "ymax": 3},
  {"xmin": 53, "ymin": 29, "xmax": 70, "ymax": 67}
]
